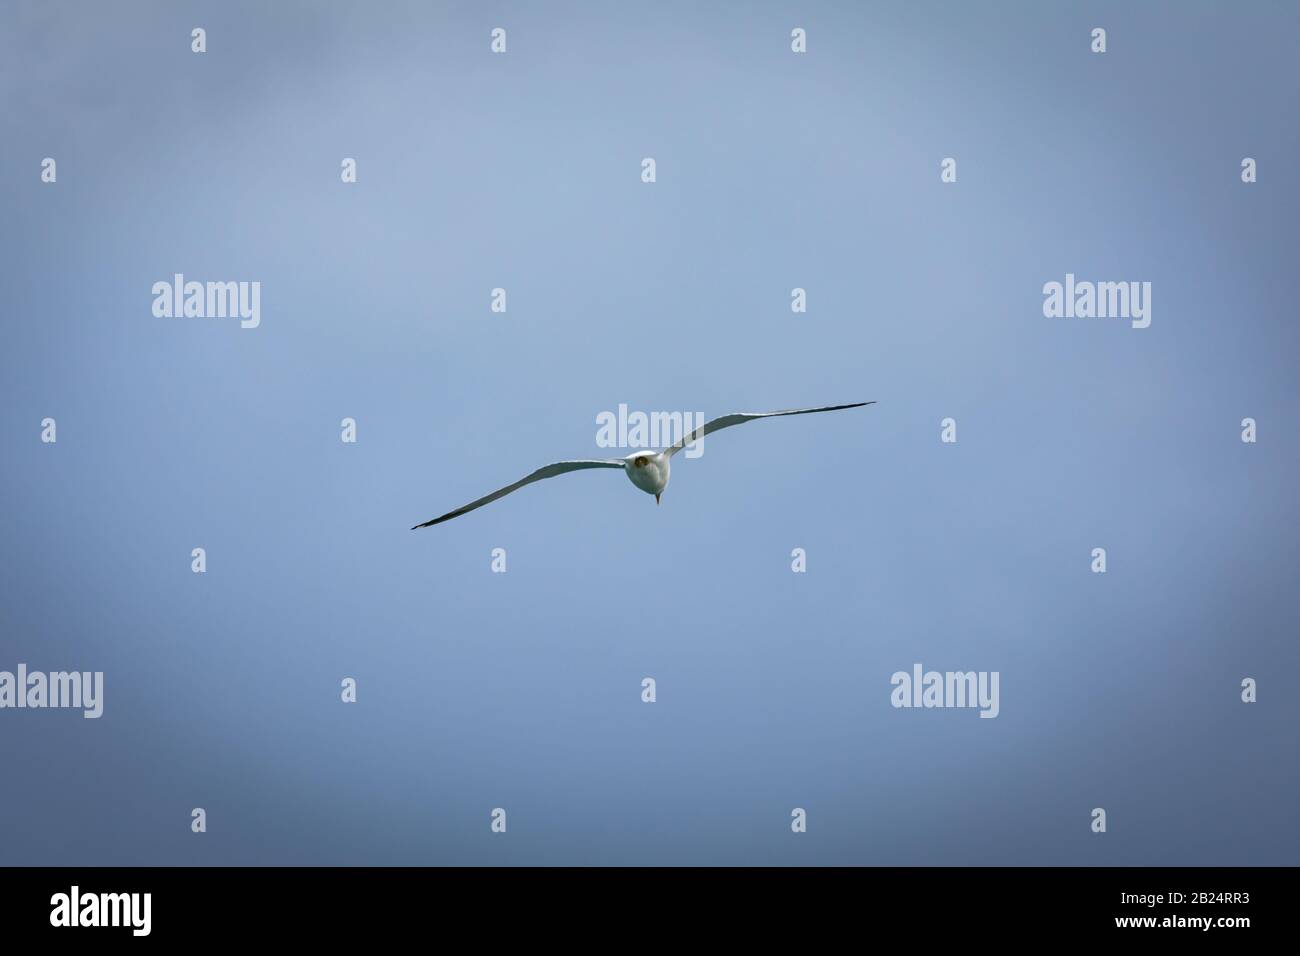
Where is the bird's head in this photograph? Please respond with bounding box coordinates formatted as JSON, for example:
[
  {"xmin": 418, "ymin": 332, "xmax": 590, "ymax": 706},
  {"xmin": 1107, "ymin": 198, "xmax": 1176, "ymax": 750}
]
[{"xmin": 625, "ymin": 451, "xmax": 662, "ymax": 472}]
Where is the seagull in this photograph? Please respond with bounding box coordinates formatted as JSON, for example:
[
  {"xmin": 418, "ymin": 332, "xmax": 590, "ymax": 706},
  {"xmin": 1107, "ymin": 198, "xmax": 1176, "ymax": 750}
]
[{"xmin": 411, "ymin": 402, "xmax": 875, "ymax": 529}]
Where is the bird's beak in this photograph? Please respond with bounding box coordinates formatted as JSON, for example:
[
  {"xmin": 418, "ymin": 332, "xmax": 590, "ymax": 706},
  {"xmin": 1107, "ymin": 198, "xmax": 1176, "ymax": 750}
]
[{"xmin": 655, "ymin": 494, "xmax": 661, "ymax": 505}]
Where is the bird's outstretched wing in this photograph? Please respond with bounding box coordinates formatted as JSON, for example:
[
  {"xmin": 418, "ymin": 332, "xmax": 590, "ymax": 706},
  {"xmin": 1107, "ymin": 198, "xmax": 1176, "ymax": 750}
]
[
  {"xmin": 411, "ymin": 459, "xmax": 626, "ymax": 529},
  {"xmin": 660, "ymin": 402, "xmax": 875, "ymax": 458}
]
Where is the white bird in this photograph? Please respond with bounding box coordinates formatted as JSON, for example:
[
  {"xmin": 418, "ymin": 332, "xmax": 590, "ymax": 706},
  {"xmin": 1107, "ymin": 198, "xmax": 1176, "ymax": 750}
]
[{"xmin": 411, "ymin": 402, "xmax": 875, "ymax": 529}]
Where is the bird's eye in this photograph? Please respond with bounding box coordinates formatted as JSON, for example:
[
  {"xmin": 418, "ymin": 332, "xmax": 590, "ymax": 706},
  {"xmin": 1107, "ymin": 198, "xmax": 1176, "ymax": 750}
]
[{"xmin": 634, "ymin": 456, "xmax": 647, "ymax": 468}]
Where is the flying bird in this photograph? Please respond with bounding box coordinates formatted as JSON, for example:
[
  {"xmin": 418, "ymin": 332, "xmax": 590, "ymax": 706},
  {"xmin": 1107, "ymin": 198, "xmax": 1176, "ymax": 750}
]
[{"xmin": 411, "ymin": 402, "xmax": 875, "ymax": 529}]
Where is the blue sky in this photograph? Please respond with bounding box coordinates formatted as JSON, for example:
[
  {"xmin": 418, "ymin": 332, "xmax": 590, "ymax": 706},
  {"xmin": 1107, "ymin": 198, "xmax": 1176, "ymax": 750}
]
[{"xmin": 1, "ymin": 0, "xmax": 1297, "ymax": 864}]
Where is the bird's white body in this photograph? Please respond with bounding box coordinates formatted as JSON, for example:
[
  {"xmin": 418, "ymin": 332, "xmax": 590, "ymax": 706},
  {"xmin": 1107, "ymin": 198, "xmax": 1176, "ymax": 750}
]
[
  {"xmin": 411, "ymin": 402, "xmax": 874, "ymax": 529},
  {"xmin": 624, "ymin": 451, "xmax": 670, "ymax": 498}
]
